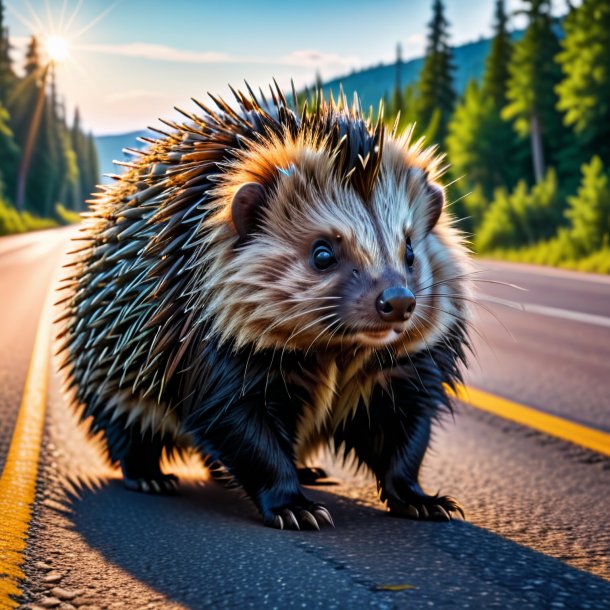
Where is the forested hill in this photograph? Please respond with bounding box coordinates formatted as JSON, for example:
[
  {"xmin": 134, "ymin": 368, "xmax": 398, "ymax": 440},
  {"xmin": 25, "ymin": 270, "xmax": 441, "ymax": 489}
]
[
  {"xmin": 320, "ymin": 33, "xmax": 520, "ymax": 109},
  {"xmin": 95, "ymin": 32, "xmax": 523, "ymax": 180}
]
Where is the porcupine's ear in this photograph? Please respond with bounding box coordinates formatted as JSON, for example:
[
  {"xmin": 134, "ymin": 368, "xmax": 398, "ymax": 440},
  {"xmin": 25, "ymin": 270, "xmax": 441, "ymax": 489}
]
[
  {"xmin": 231, "ymin": 182, "xmax": 267, "ymax": 239},
  {"xmin": 424, "ymin": 181, "xmax": 445, "ymax": 233}
]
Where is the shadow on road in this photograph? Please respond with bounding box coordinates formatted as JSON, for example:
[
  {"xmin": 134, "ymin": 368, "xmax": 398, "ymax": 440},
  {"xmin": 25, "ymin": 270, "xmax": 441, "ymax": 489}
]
[{"xmin": 68, "ymin": 480, "xmax": 610, "ymax": 609}]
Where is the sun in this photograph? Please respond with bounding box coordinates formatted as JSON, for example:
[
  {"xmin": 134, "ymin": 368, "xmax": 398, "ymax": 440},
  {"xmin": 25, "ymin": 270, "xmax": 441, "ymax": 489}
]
[{"xmin": 45, "ymin": 35, "xmax": 70, "ymax": 63}]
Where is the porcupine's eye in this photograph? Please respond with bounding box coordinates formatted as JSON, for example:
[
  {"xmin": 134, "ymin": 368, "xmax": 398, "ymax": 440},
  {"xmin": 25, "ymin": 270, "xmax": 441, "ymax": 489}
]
[
  {"xmin": 311, "ymin": 241, "xmax": 337, "ymax": 271},
  {"xmin": 405, "ymin": 236, "xmax": 415, "ymax": 269}
]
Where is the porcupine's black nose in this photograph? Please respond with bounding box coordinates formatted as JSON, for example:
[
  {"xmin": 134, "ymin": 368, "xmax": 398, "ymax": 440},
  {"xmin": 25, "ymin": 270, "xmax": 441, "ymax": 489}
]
[{"xmin": 375, "ymin": 286, "xmax": 416, "ymax": 322}]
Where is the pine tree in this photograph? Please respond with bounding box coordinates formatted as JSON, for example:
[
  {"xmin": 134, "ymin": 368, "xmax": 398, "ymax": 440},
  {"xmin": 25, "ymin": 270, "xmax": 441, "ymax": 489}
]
[
  {"xmin": 483, "ymin": 0, "xmax": 512, "ymax": 108},
  {"xmin": 503, "ymin": 0, "xmax": 564, "ymax": 183},
  {"xmin": 27, "ymin": 93, "xmax": 62, "ymax": 216},
  {"xmin": 391, "ymin": 43, "xmax": 404, "ymax": 118},
  {"xmin": 0, "ymin": 102, "xmax": 19, "ymax": 201},
  {"xmin": 447, "ymin": 80, "xmax": 518, "ymax": 202},
  {"xmin": 9, "ymin": 36, "xmax": 41, "ymax": 148},
  {"xmin": 69, "ymin": 106, "xmax": 96, "ymax": 209},
  {"xmin": 476, "ymin": 168, "xmax": 561, "ymax": 251},
  {"xmin": 566, "ymin": 156, "xmax": 610, "ymax": 254},
  {"xmin": 556, "ymin": 0, "xmax": 610, "ymax": 165},
  {"xmin": 48, "ymin": 63, "xmax": 67, "ymax": 208},
  {"xmin": 24, "ymin": 36, "xmax": 40, "ymax": 77},
  {"xmin": 416, "ymin": 0, "xmax": 455, "ymax": 144},
  {"xmin": 86, "ymin": 132, "xmax": 99, "ymax": 198},
  {"xmin": 0, "ymin": 0, "xmax": 16, "ymax": 104},
  {"xmin": 11, "ymin": 39, "xmax": 48, "ymax": 211}
]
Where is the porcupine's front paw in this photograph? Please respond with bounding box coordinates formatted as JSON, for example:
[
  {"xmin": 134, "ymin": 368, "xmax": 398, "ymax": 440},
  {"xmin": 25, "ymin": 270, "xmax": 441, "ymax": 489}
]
[
  {"xmin": 123, "ymin": 472, "xmax": 179, "ymax": 495},
  {"xmin": 383, "ymin": 483, "xmax": 465, "ymax": 521},
  {"xmin": 259, "ymin": 490, "xmax": 335, "ymax": 531}
]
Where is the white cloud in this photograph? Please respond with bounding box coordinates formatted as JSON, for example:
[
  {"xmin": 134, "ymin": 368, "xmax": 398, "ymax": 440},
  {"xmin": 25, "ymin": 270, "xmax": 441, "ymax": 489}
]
[
  {"xmin": 78, "ymin": 42, "xmax": 232, "ymax": 63},
  {"xmin": 77, "ymin": 41, "xmax": 360, "ymax": 70},
  {"xmin": 279, "ymin": 49, "xmax": 361, "ymax": 69},
  {"xmin": 105, "ymin": 89, "xmax": 168, "ymax": 103},
  {"xmin": 405, "ymin": 33, "xmax": 425, "ymax": 46}
]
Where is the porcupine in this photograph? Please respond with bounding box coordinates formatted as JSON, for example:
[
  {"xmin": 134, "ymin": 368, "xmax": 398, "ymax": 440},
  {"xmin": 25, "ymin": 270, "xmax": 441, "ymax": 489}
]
[{"xmin": 56, "ymin": 82, "xmax": 472, "ymax": 529}]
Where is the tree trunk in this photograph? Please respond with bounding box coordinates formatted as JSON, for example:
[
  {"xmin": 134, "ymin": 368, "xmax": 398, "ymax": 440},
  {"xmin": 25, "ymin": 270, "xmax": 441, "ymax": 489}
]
[{"xmin": 530, "ymin": 112, "xmax": 545, "ymax": 184}]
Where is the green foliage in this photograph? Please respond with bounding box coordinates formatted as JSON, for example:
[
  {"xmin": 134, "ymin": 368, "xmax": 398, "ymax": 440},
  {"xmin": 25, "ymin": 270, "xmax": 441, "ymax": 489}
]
[
  {"xmin": 0, "ymin": 11, "xmax": 99, "ymax": 225},
  {"xmin": 556, "ymin": 0, "xmax": 610, "ymax": 163},
  {"xmin": 0, "ymin": 195, "xmax": 56, "ymax": 236},
  {"xmin": 477, "ymin": 158, "xmax": 610, "ymax": 274},
  {"xmin": 0, "ymin": 1, "xmax": 16, "ymax": 105},
  {"xmin": 446, "ymin": 80, "xmax": 520, "ymax": 200},
  {"xmin": 461, "ymin": 183, "xmax": 489, "ymax": 232},
  {"xmin": 380, "ymin": 0, "xmax": 610, "ymax": 274},
  {"xmin": 502, "ymin": 0, "xmax": 565, "ymax": 178},
  {"xmin": 0, "ymin": 102, "xmax": 19, "ymax": 197},
  {"xmin": 565, "ymin": 156, "xmax": 610, "ymax": 255},
  {"xmin": 25, "ymin": 94, "xmax": 62, "ymax": 217},
  {"xmin": 482, "ymin": 0, "xmax": 512, "ymax": 107},
  {"xmin": 476, "ymin": 168, "xmax": 562, "ymax": 251},
  {"xmin": 416, "ymin": 0, "xmax": 455, "ymax": 143},
  {"xmin": 55, "ymin": 202, "xmax": 81, "ymax": 225},
  {"xmin": 577, "ymin": 249, "xmax": 610, "ymax": 274}
]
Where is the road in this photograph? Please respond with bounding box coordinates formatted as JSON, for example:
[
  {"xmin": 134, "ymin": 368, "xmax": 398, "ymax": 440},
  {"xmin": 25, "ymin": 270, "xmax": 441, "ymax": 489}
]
[{"xmin": 1, "ymin": 229, "xmax": 609, "ymax": 609}]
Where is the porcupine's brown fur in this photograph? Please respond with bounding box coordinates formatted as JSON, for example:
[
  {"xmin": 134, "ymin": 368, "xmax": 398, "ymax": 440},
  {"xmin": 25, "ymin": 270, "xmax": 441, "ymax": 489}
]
[{"xmin": 56, "ymin": 82, "xmax": 473, "ymax": 528}]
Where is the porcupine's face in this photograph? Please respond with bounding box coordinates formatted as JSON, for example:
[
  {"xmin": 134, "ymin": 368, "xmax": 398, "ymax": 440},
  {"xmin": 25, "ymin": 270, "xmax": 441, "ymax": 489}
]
[{"xmin": 214, "ymin": 139, "xmax": 470, "ymax": 355}]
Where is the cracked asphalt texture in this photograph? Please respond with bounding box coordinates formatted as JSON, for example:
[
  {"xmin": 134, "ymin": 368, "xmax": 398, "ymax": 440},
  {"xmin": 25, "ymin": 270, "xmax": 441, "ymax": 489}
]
[{"xmin": 0, "ymin": 230, "xmax": 608, "ymax": 609}]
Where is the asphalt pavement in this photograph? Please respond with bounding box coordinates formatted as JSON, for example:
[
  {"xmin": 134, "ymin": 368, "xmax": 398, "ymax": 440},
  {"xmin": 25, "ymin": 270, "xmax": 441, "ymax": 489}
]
[
  {"xmin": 468, "ymin": 261, "xmax": 610, "ymax": 431},
  {"xmin": 0, "ymin": 230, "xmax": 609, "ymax": 609},
  {"xmin": 0, "ymin": 229, "xmax": 68, "ymax": 475}
]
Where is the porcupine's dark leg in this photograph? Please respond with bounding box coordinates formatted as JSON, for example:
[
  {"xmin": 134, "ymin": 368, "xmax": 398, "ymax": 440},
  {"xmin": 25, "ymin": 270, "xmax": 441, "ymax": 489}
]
[
  {"xmin": 119, "ymin": 428, "xmax": 178, "ymax": 495},
  {"xmin": 334, "ymin": 357, "xmax": 464, "ymax": 521},
  {"xmin": 198, "ymin": 397, "xmax": 334, "ymax": 529}
]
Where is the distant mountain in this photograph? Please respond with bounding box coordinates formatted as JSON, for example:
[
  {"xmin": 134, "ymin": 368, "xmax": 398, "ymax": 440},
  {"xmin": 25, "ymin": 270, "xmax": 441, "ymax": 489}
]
[
  {"xmin": 95, "ymin": 130, "xmax": 149, "ymax": 184},
  {"xmin": 95, "ymin": 31, "xmax": 527, "ymax": 181}
]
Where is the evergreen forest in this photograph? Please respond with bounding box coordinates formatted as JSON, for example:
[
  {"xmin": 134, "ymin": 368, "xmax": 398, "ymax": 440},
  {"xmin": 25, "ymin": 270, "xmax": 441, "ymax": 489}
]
[
  {"xmin": 0, "ymin": 0, "xmax": 97, "ymax": 235},
  {"xmin": 383, "ymin": 0, "xmax": 610, "ymax": 273}
]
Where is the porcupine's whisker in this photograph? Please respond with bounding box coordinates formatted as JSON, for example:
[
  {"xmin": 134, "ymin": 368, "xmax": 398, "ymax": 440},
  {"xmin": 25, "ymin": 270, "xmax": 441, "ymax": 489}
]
[
  {"xmin": 304, "ymin": 316, "xmax": 340, "ymax": 358},
  {"xmin": 286, "ymin": 313, "xmax": 338, "ymax": 346},
  {"xmin": 391, "ymin": 329, "xmax": 427, "ymax": 394},
  {"xmin": 416, "ymin": 270, "xmax": 481, "ymax": 293},
  {"xmin": 263, "ymin": 305, "xmax": 336, "ymax": 334},
  {"xmin": 413, "ymin": 307, "xmax": 486, "ymax": 363},
  {"xmin": 397, "ymin": 338, "xmax": 426, "ymax": 393},
  {"xmin": 285, "ymin": 296, "xmax": 343, "ymax": 303},
  {"xmin": 410, "ymin": 316, "xmax": 441, "ymax": 372},
  {"xmin": 324, "ymin": 318, "xmax": 345, "ymax": 349},
  {"xmin": 418, "ymin": 294, "xmax": 515, "ymax": 343},
  {"xmin": 276, "ymin": 306, "xmax": 340, "ymax": 384},
  {"xmin": 381, "ymin": 345, "xmax": 397, "ymax": 411},
  {"xmin": 417, "ymin": 271, "xmax": 524, "ymax": 294},
  {"xmin": 414, "ymin": 302, "xmax": 491, "ymax": 353}
]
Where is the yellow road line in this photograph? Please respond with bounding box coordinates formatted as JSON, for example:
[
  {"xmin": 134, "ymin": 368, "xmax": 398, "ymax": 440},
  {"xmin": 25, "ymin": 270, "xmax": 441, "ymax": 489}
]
[
  {"xmin": 0, "ymin": 288, "xmax": 53, "ymax": 610},
  {"xmin": 451, "ymin": 385, "xmax": 610, "ymax": 458}
]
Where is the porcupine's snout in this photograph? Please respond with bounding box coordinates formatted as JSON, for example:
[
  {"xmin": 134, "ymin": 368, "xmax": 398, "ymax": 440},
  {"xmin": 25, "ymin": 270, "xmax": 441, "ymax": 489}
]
[{"xmin": 375, "ymin": 286, "xmax": 416, "ymax": 322}]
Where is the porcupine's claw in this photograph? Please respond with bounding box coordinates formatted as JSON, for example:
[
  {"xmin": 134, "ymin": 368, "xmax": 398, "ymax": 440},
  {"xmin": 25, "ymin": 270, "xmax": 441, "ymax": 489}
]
[
  {"xmin": 388, "ymin": 493, "xmax": 465, "ymax": 522},
  {"xmin": 312, "ymin": 505, "xmax": 335, "ymax": 527},
  {"xmin": 123, "ymin": 473, "xmax": 179, "ymax": 495},
  {"xmin": 266, "ymin": 502, "xmax": 334, "ymax": 531}
]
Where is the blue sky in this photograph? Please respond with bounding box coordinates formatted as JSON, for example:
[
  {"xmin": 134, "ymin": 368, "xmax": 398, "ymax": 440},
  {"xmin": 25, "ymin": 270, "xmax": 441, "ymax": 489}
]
[{"xmin": 6, "ymin": 0, "xmax": 574, "ymax": 135}]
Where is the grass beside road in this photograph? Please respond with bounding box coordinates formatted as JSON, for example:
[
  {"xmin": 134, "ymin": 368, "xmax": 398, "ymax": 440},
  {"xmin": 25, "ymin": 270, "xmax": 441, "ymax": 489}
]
[
  {"xmin": 482, "ymin": 246, "xmax": 610, "ymax": 275},
  {"xmin": 0, "ymin": 201, "xmax": 80, "ymax": 237}
]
